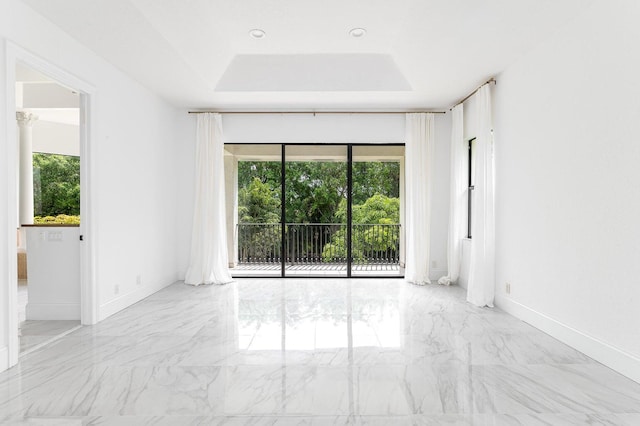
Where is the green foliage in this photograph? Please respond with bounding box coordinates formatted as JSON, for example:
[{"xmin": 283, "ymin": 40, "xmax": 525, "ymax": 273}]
[
  {"xmin": 237, "ymin": 173, "xmax": 281, "ymax": 259},
  {"xmin": 336, "ymin": 193, "xmax": 400, "ymax": 225},
  {"xmin": 321, "ymin": 229, "xmax": 365, "ymax": 262},
  {"xmin": 236, "ymin": 159, "xmax": 400, "ymax": 263},
  {"xmin": 352, "ymin": 162, "xmax": 400, "ymax": 204},
  {"xmin": 237, "ymin": 161, "xmax": 350, "ymax": 224},
  {"xmin": 34, "ymin": 214, "xmax": 80, "ymax": 225},
  {"xmin": 238, "ymin": 177, "xmax": 280, "ymax": 223},
  {"xmin": 323, "ymin": 194, "xmax": 400, "ymax": 262},
  {"xmin": 237, "ymin": 162, "xmax": 281, "ymax": 193},
  {"xmin": 284, "ymin": 162, "xmax": 348, "ymax": 224},
  {"xmin": 32, "ymin": 153, "xmax": 80, "ymax": 217}
]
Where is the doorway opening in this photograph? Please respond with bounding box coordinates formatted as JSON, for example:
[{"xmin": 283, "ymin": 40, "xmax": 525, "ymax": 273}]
[
  {"xmin": 225, "ymin": 143, "xmax": 404, "ymax": 278},
  {"xmin": 14, "ymin": 63, "xmax": 83, "ymax": 355}
]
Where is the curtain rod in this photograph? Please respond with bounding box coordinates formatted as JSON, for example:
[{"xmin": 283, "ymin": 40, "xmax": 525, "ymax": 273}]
[
  {"xmin": 187, "ymin": 110, "xmax": 447, "ymax": 115},
  {"xmin": 450, "ymin": 78, "xmax": 496, "ymax": 110}
]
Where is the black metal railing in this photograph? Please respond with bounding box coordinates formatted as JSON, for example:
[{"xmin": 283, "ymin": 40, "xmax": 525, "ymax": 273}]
[
  {"xmin": 237, "ymin": 223, "xmax": 282, "ymax": 264},
  {"xmin": 351, "ymin": 224, "xmax": 401, "ymax": 265},
  {"xmin": 237, "ymin": 223, "xmax": 400, "ymax": 266}
]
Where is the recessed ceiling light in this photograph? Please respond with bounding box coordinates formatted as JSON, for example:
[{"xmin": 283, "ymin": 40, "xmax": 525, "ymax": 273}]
[
  {"xmin": 349, "ymin": 28, "xmax": 367, "ymax": 38},
  {"xmin": 249, "ymin": 29, "xmax": 266, "ymax": 39}
]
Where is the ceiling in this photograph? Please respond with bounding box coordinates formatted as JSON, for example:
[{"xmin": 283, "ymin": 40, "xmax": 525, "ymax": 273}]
[{"xmin": 21, "ymin": 0, "xmax": 593, "ymax": 111}]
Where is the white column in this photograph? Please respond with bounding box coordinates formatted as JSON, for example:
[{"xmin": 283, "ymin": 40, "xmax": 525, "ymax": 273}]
[
  {"xmin": 16, "ymin": 111, "xmax": 38, "ymax": 226},
  {"xmin": 224, "ymin": 154, "xmax": 238, "ymax": 267}
]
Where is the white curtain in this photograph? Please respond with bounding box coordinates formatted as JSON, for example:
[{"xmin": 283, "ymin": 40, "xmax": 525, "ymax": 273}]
[
  {"xmin": 438, "ymin": 104, "xmax": 465, "ymax": 286},
  {"xmin": 467, "ymin": 85, "xmax": 495, "ymax": 306},
  {"xmin": 404, "ymin": 113, "xmax": 434, "ymax": 285},
  {"xmin": 185, "ymin": 113, "xmax": 233, "ymax": 286}
]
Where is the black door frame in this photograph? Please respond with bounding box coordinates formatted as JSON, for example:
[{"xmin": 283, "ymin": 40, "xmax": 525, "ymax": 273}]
[{"xmin": 228, "ymin": 142, "xmax": 405, "ymax": 279}]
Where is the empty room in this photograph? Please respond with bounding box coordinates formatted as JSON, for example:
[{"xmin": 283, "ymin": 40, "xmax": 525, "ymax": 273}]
[{"xmin": 0, "ymin": 0, "xmax": 639, "ymax": 424}]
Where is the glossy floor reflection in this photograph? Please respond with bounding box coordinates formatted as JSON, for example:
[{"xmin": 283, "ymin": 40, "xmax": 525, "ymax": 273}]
[
  {"xmin": 1, "ymin": 279, "xmax": 640, "ymax": 425},
  {"xmin": 19, "ymin": 320, "xmax": 81, "ymax": 354}
]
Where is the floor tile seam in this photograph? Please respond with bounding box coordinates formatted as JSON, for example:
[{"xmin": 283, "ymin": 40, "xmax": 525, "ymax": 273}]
[
  {"xmin": 6, "ymin": 413, "xmax": 640, "ymax": 422},
  {"xmin": 472, "ymin": 362, "xmax": 625, "ymax": 370},
  {"xmin": 68, "ymin": 333, "xmax": 206, "ymax": 338},
  {"xmin": 466, "ymin": 408, "xmax": 640, "ymax": 416},
  {"xmin": 465, "ymin": 360, "xmax": 599, "ymax": 368},
  {"xmin": 18, "ymin": 325, "xmax": 83, "ymax": 358},
  {"xmin": 11, "ymin": 361, "xmax": 451, "ymax": 370}
]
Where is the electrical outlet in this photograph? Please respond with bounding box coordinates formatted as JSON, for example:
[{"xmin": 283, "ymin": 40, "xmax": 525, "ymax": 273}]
[
  {"xmin": 431, "ymin": 260, "xmax": 438, "ymax": 269},
  {"xmin": 506, "ymin": 282, "xmax": 511, "ymax": 295},
  {"xmin": 47, "ymin": 231, "xmax": 63, "ymax": 242},
  {"xmin": 136, "ymin": 275, "xmax": 142, "ymax": 286},
  {"xmin": 114, "ymin": 285, "xmax": 119, "ymax": 295}
]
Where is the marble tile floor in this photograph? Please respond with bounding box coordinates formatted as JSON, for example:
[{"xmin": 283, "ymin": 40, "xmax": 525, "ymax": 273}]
[
  {"xmin": 20, "ymin": 320, "xmax": 82, "ymax": 354},
  {"xmin": 17, "ymin": 279, "xmax": 81, "ymax": 354},
  {"xmin": 1, "ymin": 279, "xmax": 639, "ymax": 425}
]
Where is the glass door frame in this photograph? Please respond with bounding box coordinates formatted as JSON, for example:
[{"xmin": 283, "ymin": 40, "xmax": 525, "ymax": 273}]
[{"xmin": 228, "ymin": 142, "xmax": 405, "ymax": 279}]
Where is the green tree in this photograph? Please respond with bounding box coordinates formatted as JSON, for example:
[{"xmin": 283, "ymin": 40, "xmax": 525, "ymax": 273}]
[
  {"xmin": 236, "ymin": 159, "xmax": 400, "ymax": 264},
  {"xmin": 32, "ymin": 153, "xmax": 80, "ymax": 217},
  {"xmin": 238, "ymin": 177, "xmax": 280, "ymax": 223},
  {"xmin": 335, "ymin": 193, "xmax": 400, "ymax": 224},
  {"xmin": 352, "ymin": 162, "xmax": 400, "ymax": 204},
  {"xmin": 237, "ymin": 160, "xmax": 400, "ymax": 225},
  {"xmin": 236, "ymin": 173, "xmax": 281, "ymax": 262},
  {"xmin": 237, "ymin": 161, "xmax": 281, "ymax": 192},
  {"xmin": 284, "ymin": 162, "xmax": 348, "ymax": 224},
  {"xmin": 323, "ymin": 194, "xmax": 400, "ymax": 262}
]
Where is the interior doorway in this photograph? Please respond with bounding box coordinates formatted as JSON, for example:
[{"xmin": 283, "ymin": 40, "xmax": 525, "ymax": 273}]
[
  {"xmin": 14, "ymin": 63, "xmax": 83, "ymax": 354},
  {"xmin": 225, "ymin": 143, "xmax": 404, "ymax": 278}
]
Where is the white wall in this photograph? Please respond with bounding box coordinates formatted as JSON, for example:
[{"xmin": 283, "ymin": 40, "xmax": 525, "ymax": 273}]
[
  {"xmin": 176, "ymin": 113, "xmax": 452, "ymax": 281},
  {"xmin": 25, "ymin": 227, "xmax": 80, "ymax": 320},
  {"xmin": 492, "ymin": 0, "xmax": 640, "ymax": 383},
  {"xmin": 223, "ymin": 113, "xmax": 406, "ymax": 144},
  {"xmin": 0, "ymin": 0, "xmax": 190, "ymax": 370},
  {"xmin": 176, "ymin": 115, "xmax": 197, "ymax": 280},
  {"xmin": 431, "ymin": 113, "xmax": 451, "ymax": 280}
]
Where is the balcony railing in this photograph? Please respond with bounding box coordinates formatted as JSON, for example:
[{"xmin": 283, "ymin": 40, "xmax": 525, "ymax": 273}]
[{"xmin": 237, "ymin": 223, "xmax": 400, "ymax": 266}]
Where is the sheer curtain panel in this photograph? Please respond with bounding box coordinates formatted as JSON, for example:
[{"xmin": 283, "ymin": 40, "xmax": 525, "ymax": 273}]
[
  {"xmin": 439, "ymin": 104, "xmax": 465, "ymax": 286},
  {"xmin": 185, "ymin": 113, "xmax": 233, "ymax": 286},
  {"xmin": 467, "ymin": 85, "xmax": 495, "ymax": 306},
  {"xmin": 404, "ymin": 113, "xmax": 434, "ymax": 285}
]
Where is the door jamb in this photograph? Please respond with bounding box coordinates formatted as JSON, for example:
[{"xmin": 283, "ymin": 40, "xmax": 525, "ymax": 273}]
[{"xmin": 4, "ymin": 42, "xmax": 98, "ymax": 369}]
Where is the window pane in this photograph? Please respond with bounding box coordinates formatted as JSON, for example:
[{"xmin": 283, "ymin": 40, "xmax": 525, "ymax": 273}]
[
  {"xmin": 226, "ymin": 144, "xmax": 282, "ymax": 277},
  {"xmin": 285, "ymin": 145, "xmax": 347, "ymax": 277},
  {"xmin": 32, "ymin": 152, "xmax": 80, "ymax": 224},
  {"xmin": 352, "ymin": 145, "xmax": 403, "ymax": 277}
]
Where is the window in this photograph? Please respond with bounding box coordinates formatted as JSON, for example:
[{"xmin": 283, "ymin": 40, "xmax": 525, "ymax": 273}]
[
  {"xmin": 32, "ymin": 152, "xmax": 81, "ymax": 224},
  {"xmin": 467, "ymin": 138, "xmax": 476, "ymax": 238}
]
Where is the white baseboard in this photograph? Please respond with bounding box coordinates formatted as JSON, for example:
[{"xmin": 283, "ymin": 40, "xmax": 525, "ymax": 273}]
[
  {"xmin": 0, "ymin": 346, "xmax": 8, "ymax": 373},
  {"xmin": 25, "ymin": 303, "xmax": 80, "ymax": 320},
  {"xmin": 99, "ymin": 280, "xmax": 175, "ymax": 321},
  {"xmin": 495, "ymin": 295, "xmax": 640, "ymax": 384}
]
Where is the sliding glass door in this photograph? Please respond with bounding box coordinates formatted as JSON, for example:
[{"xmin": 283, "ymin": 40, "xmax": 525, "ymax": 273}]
[
  {"xmin": 226, "ymin": 144, "xmax": 282, "ymax": 276},
  {"xmin": 227, "ymin": 143, "xmax": 403, "ymax": 278},
  {"xmin": 284, "ymin": 145, "xmax": 348, "ymax": 277},
  {"xmin": 351, "ymin": 146, "xmax": 404, "ymax": 277}
]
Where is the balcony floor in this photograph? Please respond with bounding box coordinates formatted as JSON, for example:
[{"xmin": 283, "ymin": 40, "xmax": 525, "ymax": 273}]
[{"xmin": 232, "ymin": 263, "xmax": 401, "ymax": 276}]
